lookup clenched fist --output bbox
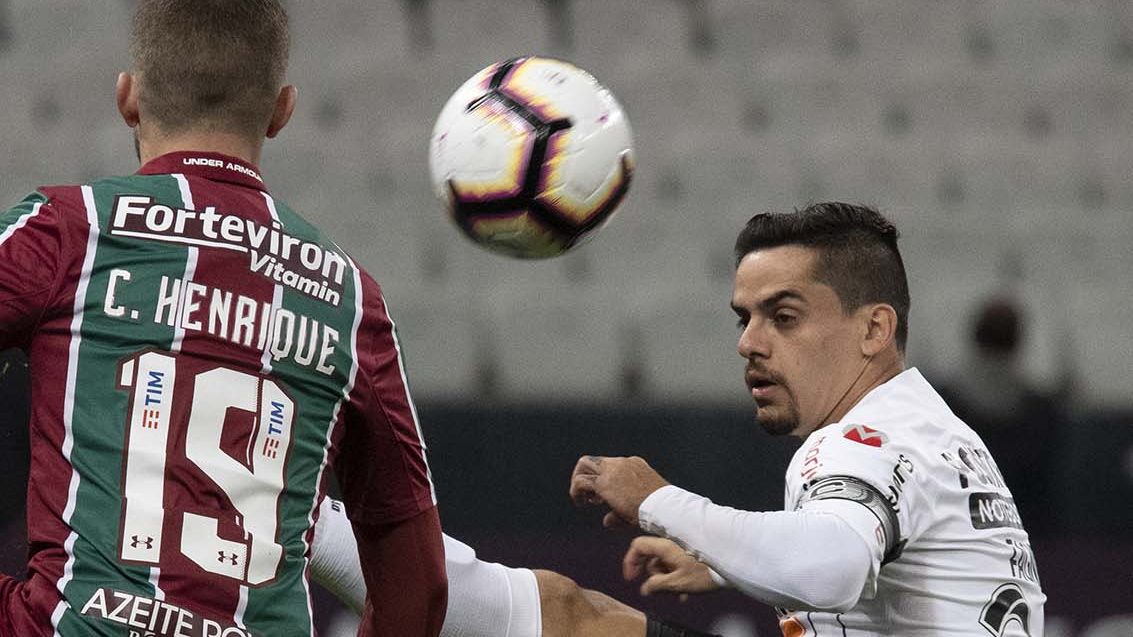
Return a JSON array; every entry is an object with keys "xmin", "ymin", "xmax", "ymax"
[{"xmin": 569, "ymin": 455, "xmax": 670, "ymax": 527}]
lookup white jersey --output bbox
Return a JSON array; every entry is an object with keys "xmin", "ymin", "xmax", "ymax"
[{"xmin": 780, "ymin": 368, "xmax": 1045, "ymax": 636}]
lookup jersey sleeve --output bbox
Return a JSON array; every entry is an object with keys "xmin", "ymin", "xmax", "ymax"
[
  {"xmin": 787, "ymin": 423, "xmax": 922, "ymax": 573},
  {"xmin": 333, "ymin": 271, "xmax": 436, "ymax": 525},
  {"xmin": 0, "ymin": 192, "xmax": 67, "ymax": 350}
]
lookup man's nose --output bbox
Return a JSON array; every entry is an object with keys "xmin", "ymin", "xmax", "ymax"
[{"xmin": 737, "ymin": 322, "xmax": 770, "ymax": 360}]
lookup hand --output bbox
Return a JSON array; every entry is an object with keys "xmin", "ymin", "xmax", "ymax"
[
  {"xmin": 569, "ymin": 455, "xmax": 669, "ymax": 527},
  {"xmin": 622, "ymin": 536, "xmax": 721, "ymax": 598}
]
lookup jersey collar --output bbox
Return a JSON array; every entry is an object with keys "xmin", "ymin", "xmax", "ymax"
[{"xmin": 138, "ymin": 151, "xmax": 269, "ymax": 192}]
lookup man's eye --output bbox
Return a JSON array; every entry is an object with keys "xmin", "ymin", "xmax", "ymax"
[
  {"xmin": 773, "ymin": 312, "xmax": 797, "ymax": 326},
  {"xmin": 736, "ymin": 318, "xmax": 748, "ymax": 330}
]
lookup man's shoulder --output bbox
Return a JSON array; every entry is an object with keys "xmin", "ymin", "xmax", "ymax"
[
  {"xmin": 788, "ymin": 371, "xmax": 961, "ymax": 489},
  {"xmin": 27, "ymin": 175, "xmax": 170, "ymax": 211},
  {"xmin": 840, "ymin": 368, "xmax": 974, "ymax": 442}
]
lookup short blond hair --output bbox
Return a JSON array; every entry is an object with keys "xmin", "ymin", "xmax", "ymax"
[{"xmin": 131, "ymin": 0, "xmax": 290, "ymax": 138}]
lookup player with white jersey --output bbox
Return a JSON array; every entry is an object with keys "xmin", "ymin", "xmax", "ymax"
[
  {"xmin": 570, "ymin": 203, "xmax": 1045, "ymax": 636},
  {"xmin": 776, "ymin": 368, "xmax": 1043, "ymax": 634}
]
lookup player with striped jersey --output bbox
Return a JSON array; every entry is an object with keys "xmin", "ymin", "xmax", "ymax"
[{"xmin": 0, "ymin": 2, "xmax": 445, "ymax": 635}]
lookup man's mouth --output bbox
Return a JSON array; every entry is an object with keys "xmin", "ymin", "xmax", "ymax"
[
  {"xmin": 750, "ymin": 381, "xmax": 777, "ymax": 401},
  {"xmin": 746, "ymin": 372, "xmax": 780, "ymax": 402}
]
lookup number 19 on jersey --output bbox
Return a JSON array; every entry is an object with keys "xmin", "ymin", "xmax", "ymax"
[{"xmin": 116, "ymin": 350, "xmax": 296, "ymax": 586}]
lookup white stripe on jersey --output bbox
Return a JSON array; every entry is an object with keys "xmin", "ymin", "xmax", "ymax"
[
  {"xmin": 0, "ymin": 201, "xmax": 43, "ymax": 247},
  {"xmin": 147, "ymin": 175, "xmax": 199, "ymax": 601},
  {"xmin": 253, "ymin": 192, "xmax": 293, "ymax": 632},
  {"xmin": 175, "ymin": 173, "xmax": 196, "ymax": 211},
  {"xmin": 234, "ymin": 587, "xmax": 249, "ymax": 630},
  {"xmin": 380, "ymin": 294, "xmax": 437, "ymax": 504},
  {"xmin": 299, "ymin": 252, "xmax": 368, "ymax": 637},
  {"xmin": 169, "ymin": 175, "xmax": 198, "ymax": 356},
  {"xmin": 258, "ymin": 193, "xmax": 285, "ymax": 375},
  {"xmin": 51, "ymin": 186, "xmax": 102, "ymax": 636}
]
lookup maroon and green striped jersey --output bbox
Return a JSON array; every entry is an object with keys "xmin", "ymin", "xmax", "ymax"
[{"xmin": 0, "ymin": 151, "xmax": 436, "ymax": 637}]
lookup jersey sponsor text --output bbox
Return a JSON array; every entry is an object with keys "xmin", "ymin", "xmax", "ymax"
[
  {"xmin": 80, "ymin": 587, "xmax": 258, "ymax": 637},
  {"xmin": 110, "ymin": 195, "xmax": 345, "ymax": 306}
]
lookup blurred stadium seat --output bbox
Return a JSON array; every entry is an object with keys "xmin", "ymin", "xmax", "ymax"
[
  {"xmin": 631, "ymin": 288, "xmax": 750, "ymax": 403},
  {"xmin": 383, "ymin": 294, "xmax": 490, "ymax": 402},
  {"xmin": 0, "ymin": 0, "xmax": 1126, "ymax": 411}
]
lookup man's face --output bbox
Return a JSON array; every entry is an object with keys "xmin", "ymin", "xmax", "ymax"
[{"xmin": 731, "ymin": 245, "xmax": 866, "ymax": 437}]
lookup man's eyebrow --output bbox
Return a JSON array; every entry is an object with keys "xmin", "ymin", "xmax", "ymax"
[
  {"xmin": 757, "ymin": 290, "xmax": 806, "ymax": 313},
  {"xmin": 731, "ymin": 290, "xmax": 807, "ymax": 316}
]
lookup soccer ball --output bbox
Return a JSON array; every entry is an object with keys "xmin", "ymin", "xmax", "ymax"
[{"xmin": 428, "ymin": 57, "xmax": 635, "ymax": 259}]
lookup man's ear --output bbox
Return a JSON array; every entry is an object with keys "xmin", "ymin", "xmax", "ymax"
[
  {"xmin": 266, "ymin": 85, "xmax": 297, "ymax": 139},
  {"xmin": 116, "ymin": 72, "xmax": 140, "ymax": 128},
  {"xmin": 861, "ymin": 303, "xmax": 898, "ymax": 357}
]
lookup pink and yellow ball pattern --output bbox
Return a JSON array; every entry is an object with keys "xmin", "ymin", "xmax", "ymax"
[{"xmin": 429, "ymin": 57, "xmax": 635, "ymax": 259}]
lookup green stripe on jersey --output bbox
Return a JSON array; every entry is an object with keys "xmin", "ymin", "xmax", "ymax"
[
  {"xmin": 239, "ymin": 198, "xmax": 360, "ymax": 634},
  {"xmin": 60, "ymin": 175, "xmax": 188, "ymax": 636},
  {"xmin": 0, "ymin": 191, "xmax": 48, "ymax": 234}
]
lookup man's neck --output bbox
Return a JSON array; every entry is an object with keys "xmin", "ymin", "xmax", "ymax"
[
  {"xmin": 139, "ymin": 130, "xmax": 264, "ymax": 167},
  {"xmin": 825, "ymin": 355, "xmax": 905, "ymax": 427},
  {"xmin": 797, "ymin": 354, "xmax": 906, "ymax": 438}
]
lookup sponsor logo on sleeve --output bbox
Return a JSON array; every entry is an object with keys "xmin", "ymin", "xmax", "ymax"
[
  {"xmin": 969, "ymin": 492, "xmax": 1025, "ymax": 530},
  {"xmin": 799, "ymin": 434, "xmax": 827, "ymax": 482},
  {"xmin": 842, "ymin": 423, "xmax": 888, "ymax": 447}
]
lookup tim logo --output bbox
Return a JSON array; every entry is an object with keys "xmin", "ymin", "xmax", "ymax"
[
  {"xmin": 843, "ymin": 424, "xmax": 888, "ymax": 447},
  {"xmin": 980, "ymin": 583, "xmax": 1032, "ymax": 636},
  {"xmin": 262, "ymin": 437, "xmax": 281, "ymax": 459}
]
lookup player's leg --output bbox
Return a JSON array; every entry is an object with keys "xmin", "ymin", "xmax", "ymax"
[
  {"xmin": 533, "ymin": 569, "xmax": 645, "ymax": 637},
  {"xmin": 311, "ymin": 498, "xmax": 717, "ymax": 637},
  {"xmin": 441, "ymin": 534, "xmax": 541, "ymax": 636},
  {"xmin": 535, "ymin": 570, "xmax": 720, "ymax": 637}
]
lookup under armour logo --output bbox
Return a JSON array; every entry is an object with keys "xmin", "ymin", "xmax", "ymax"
[
  {"xmin": 218, "ymin": 551, "xmax": 239, "ymax": 566},
  {"xmin": 980, "ymin": 583, "xmax": 1031, "ymax": 636},
  {"xmin": 130, "ymin": 535, "xmax": 154, "ymax": 550}
]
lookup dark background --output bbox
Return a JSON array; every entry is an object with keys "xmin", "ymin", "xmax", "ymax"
[{"xmin": 3, "ymin": 348, "xmax": 1132, "ymax": 635}]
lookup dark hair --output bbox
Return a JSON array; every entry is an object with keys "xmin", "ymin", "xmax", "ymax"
[
  {"xmin": 734, "ymin": 202, "xmax": 911, "ymax": 351},
  {"xmin": 131, "ymin": 0, "xmax": 290, "ymax": 138}
]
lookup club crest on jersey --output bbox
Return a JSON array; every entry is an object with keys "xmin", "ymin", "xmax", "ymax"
[{"xmin": 843, "ymin": 424, "xmax": 888, "ymax": 447}]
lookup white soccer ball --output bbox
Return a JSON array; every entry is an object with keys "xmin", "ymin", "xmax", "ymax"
[{"xmin": 428, "ymin": 57, "xmax": 635, "ymax": 259}]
